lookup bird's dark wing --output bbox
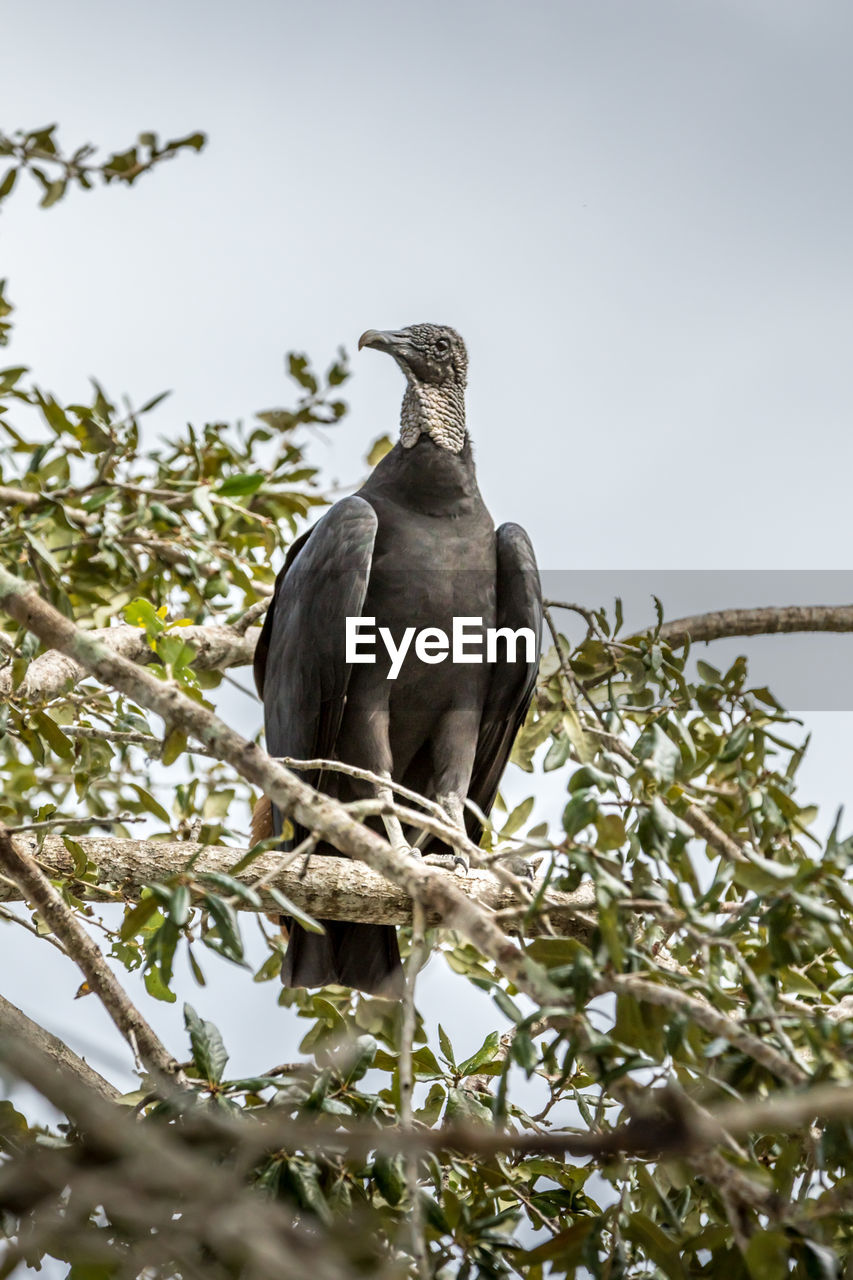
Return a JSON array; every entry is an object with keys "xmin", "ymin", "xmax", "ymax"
[
  {"xmin": 257, "ymin": 496, "xmax": 377, "ymax": 841},
  {"xmin": 467, "ymin": 523, "xmax": 542, "ymax": 839},
  {"xmin": 253, "ymin": 526, "xmax": 312, "ymax": 699}
]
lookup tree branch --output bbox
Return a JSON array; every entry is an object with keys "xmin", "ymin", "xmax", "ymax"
[
  {"xmin": 0, "ymin": 824, "xmax": 182, "ymax": 1082},
  {"xmin": 0, "ymin": 831, "xmax": 597, "ymax": 939},
  {"xmin": 0, "ymin": 991, "xmax": 119, "ymax": 1103},
  {"xmin": 545, "ymin": 598, "xmax": 853, "ymax": 649},
  {"xmin": 0, "ymin": 621, "xmax": 259, "ymax": 701},
  {"xmin": 601, "ymin": 974, "xmax": 806, "ymax": 1088},
  {"xmin": 649, "ymin": 603, "xmax": 853, "ymax": 649},
  {"xmin": 0, "ymin": 1034, "xmax": 356, "ymax": 1280}
]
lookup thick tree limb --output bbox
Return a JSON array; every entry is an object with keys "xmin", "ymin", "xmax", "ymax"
[
  {"xmin": 651, "ymin": 603, "xmax": 853, "ymax": 649},
  {"xmin": 0, "ymin": 991, "xmax": 119, "ymax": 1102},
  {"xmin": 546, "ymin": 598, "xmax": 853, "ymax": 649},
  {"xmin": 0, "ymin": 832, "xmax": 597, "ymax": 940},
  {"xmin": 0, "ymin": 621, "xmax": 260, "ymax": 701},
  {"xmin": 0, "ymin": 824, "xmax": 182, "ymax": 1082},
  {"xmin": 142, "ymin": 1075, "xmax": 853, "ymax": 1168}
]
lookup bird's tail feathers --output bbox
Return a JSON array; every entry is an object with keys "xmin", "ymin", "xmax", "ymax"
[{"xmin": 281, "ymin": 919, "xmax": 403, "ymax": 999}]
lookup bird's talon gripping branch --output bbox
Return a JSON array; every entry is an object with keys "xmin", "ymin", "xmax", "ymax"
[{"xmin": 423, "ymin": 851, "xmax": 469, "ymax": 875}]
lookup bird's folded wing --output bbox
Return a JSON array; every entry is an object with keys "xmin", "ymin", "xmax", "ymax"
[
  {"xmin": 254, "ymin": 495, "xmax": 378, "ymax": 843},
  {"xmin": 467, "ymin": 522, "xmax": 543, "ymax": 839}
]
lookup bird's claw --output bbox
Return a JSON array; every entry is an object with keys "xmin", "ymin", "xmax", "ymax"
[
  {"xmin": 508, "ymin": 857, "xmax": 536, "ymax": 883},
  {"xmin": 422, "ymin": 851, "xmax": 469, "ymax": 876}
]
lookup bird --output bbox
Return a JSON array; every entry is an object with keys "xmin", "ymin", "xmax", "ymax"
[{"xmin": 251, "ymin": 323, "xmax": 542, "ymax": 997}]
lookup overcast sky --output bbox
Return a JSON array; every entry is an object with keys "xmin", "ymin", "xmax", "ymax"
[{"xmin": 3, "ymin": 0, "xmax": 853, "ymax": 1109}]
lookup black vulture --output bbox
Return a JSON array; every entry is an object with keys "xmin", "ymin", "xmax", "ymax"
[{"xmin": 252, "ymin": 323, "xmax": 542, "ymax": 997}]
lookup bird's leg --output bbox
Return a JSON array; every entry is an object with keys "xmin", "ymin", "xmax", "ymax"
[
  {"xmin": 377, "ymin": 773, "xmax": 418, "ymax": 858},
  {"xmin": 423, "ymin": 791, "xmax": 470, "ymax": 875}
]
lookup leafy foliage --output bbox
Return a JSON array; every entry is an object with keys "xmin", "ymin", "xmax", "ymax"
[
  {"xmin": 0, "ymin": 124, "xmax": 206, "ymax": 213},
  {"xmin": 2, "ymin": 120, "xmax": 853, "ymax": 1279}
]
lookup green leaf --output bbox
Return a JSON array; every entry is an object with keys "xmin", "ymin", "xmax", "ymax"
[
  {"xmin": 411, "ymin": 1045, "xmax": 443, "ymax": 1077},
  {"xmin": 438, "ymin": 1023, "xmax": 456, "ymax": 1067},
  {"xmin": 282, "ymin": 1158, "xmax": 331, "ymax": 1224},
  {"xmin": 138, "ymin": 389, "xmax": 171, "ymax": 414},
  {"xmin": 0, "ymin": 168, "xmax": 18, "ymax": 201},
  {"xmin": 120, "ymin": 894, "xmax": 161, "ymax": 940},
  {"xmin": 366, "ymin": 434, "xmax": 393, "ymax": 466},
  {"xmin": 197, "ymin": 871, "xmax": 261, "ymax": 909},
  {"xmin": 264, "ymin": 885, "xmax": 324, "ymax": 934},
  {"xmin": 596, "ymin": 812, "xmax": 626, "ymax": 851},
  {"xmin": 562, "ymin": 788, "xmax": 598, "ymax": 839},
  {"xmin": 123, "ymin": 598, "xmax": 164, "ymax": 637},
  {"xmin": 40, "ymin": 178, "xmax": 67, "ymax": 208},
  {"xmin": 542, "ymin": 733, "xmax": 572, "ymax": 772},
  {"xmin": 33, "ymin": 712, "xmax": 73, "ymax": 760},
  {"xmin": 521, "ymin": 1219, "xmax": 594, "ymax": 1265},
  {"xmin": 192, "ymin": 485, "xmax": 216, "ymax": 524},
  {"xmin": 62, "ymin": 836, "xmax": 88, "ymax": 879},
  {"xmin": 287, "ymin": 353, "xmax": 318, "ymax": 394},
  {"xmin": 144, "ymin": 966, "xmax": 176, "ymax": 1003},
  {"xmin": 719, "ymin": 719, "xmax": 751, "ymax": 762},
  {"xmin": 445, "ymin": 1086, "xmax": 493, "ymax": 1125},
  {"xmin": 128, "ymin": 784, "xmax": 170, "ymax": 824},
  {"xmin": 183, "ymin": 1003, "xmax": 229, "ymax": 1084},
  {"xmin": 634, "ymin": 722, "xmax": 681, "ymax": 783},
  {"xmin": 493, "ymin": 989, "xmax": 523, "ymax": 1023},
  {"xmin": 216, "ymin": 472, "xmax": 265, "ymax": 497},
  {"xmin": 160, "ymin": 727, "xmax": 187, "ymax": 766},
  {"xmin": 372, "ymin": 1153, "xmax": 406, "ymax": 1205},
  {"xmin": 458, "ymin": 1030, "xmax": 500, "ymax": 1077},
  {"xmin": 624, "ymin": 1213, "xmax": 687, "ymax": 1280},
  {"xmin": 169, "ymin": 884, "xmax": 191, "ymax": 928},
  {"xmin": 202, "ymin": 893, "xmax": 245, "ymax": 963},
  {"xmin": 414, "ymin": 1081, "xmax": 446, "ymax": 1125},
  {"xmin": 500, "ymin": 796, "xmax": 534, "ymax": 838},
  {"xmin": 164, "ymin": 131, "xmax": 206, "ymax": 153},
  {"xmin": 744, "ymin": 1230, "xmax": 790, "ymax": 1280}
]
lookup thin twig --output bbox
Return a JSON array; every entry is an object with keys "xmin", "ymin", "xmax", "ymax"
[{"xmin": 400, "ymin": 900, "xmax": 430, "ymax": 1280}]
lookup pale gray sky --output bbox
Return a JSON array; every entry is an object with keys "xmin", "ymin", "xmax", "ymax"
[{"xmin": 2, "ymin": 0, "xmax": 852, "ymax": 1106}]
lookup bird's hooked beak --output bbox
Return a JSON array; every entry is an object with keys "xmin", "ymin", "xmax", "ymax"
[{"xmin": 358, "ymin": 329, "xmax": 411, "ymax": 359}]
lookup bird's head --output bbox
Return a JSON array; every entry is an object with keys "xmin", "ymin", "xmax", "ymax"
[{"xmin": 358, "ymin": 323, "xmax": 468, "ymax": 451}]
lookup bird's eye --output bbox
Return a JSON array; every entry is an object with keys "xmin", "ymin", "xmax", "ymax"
[{"xmin": 434, "ymin": 338, "xmax": 450, "ymax": 358}]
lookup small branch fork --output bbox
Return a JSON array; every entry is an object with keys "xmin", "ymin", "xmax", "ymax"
[{"xmin": 0, "ymin": 824, "xmax": 182, "ymax": 1083}]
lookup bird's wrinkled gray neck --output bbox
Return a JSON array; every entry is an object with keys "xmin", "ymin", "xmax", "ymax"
[{"xmin": 400, "ymin": 383, "xmax": 467, "ymax": 453}]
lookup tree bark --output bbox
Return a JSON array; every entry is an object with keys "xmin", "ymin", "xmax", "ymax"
[
  {"xmin": 0, "ymin": 832, "xmax": 597, "ymax": 940},
  {"xmin": 0, "ymin": 825, "xmax": 182, "ymax": 1082},
  {"xmin": 0, "ymin": 622, "xmax": 259, "ymax": 701},
  {"xmin": 0, "ymin": 992, "xmax": 119, "ymax": 1102},
  {"xmin": 648, "ymin": 603, "xmax": 853, "ymax": 649}
]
